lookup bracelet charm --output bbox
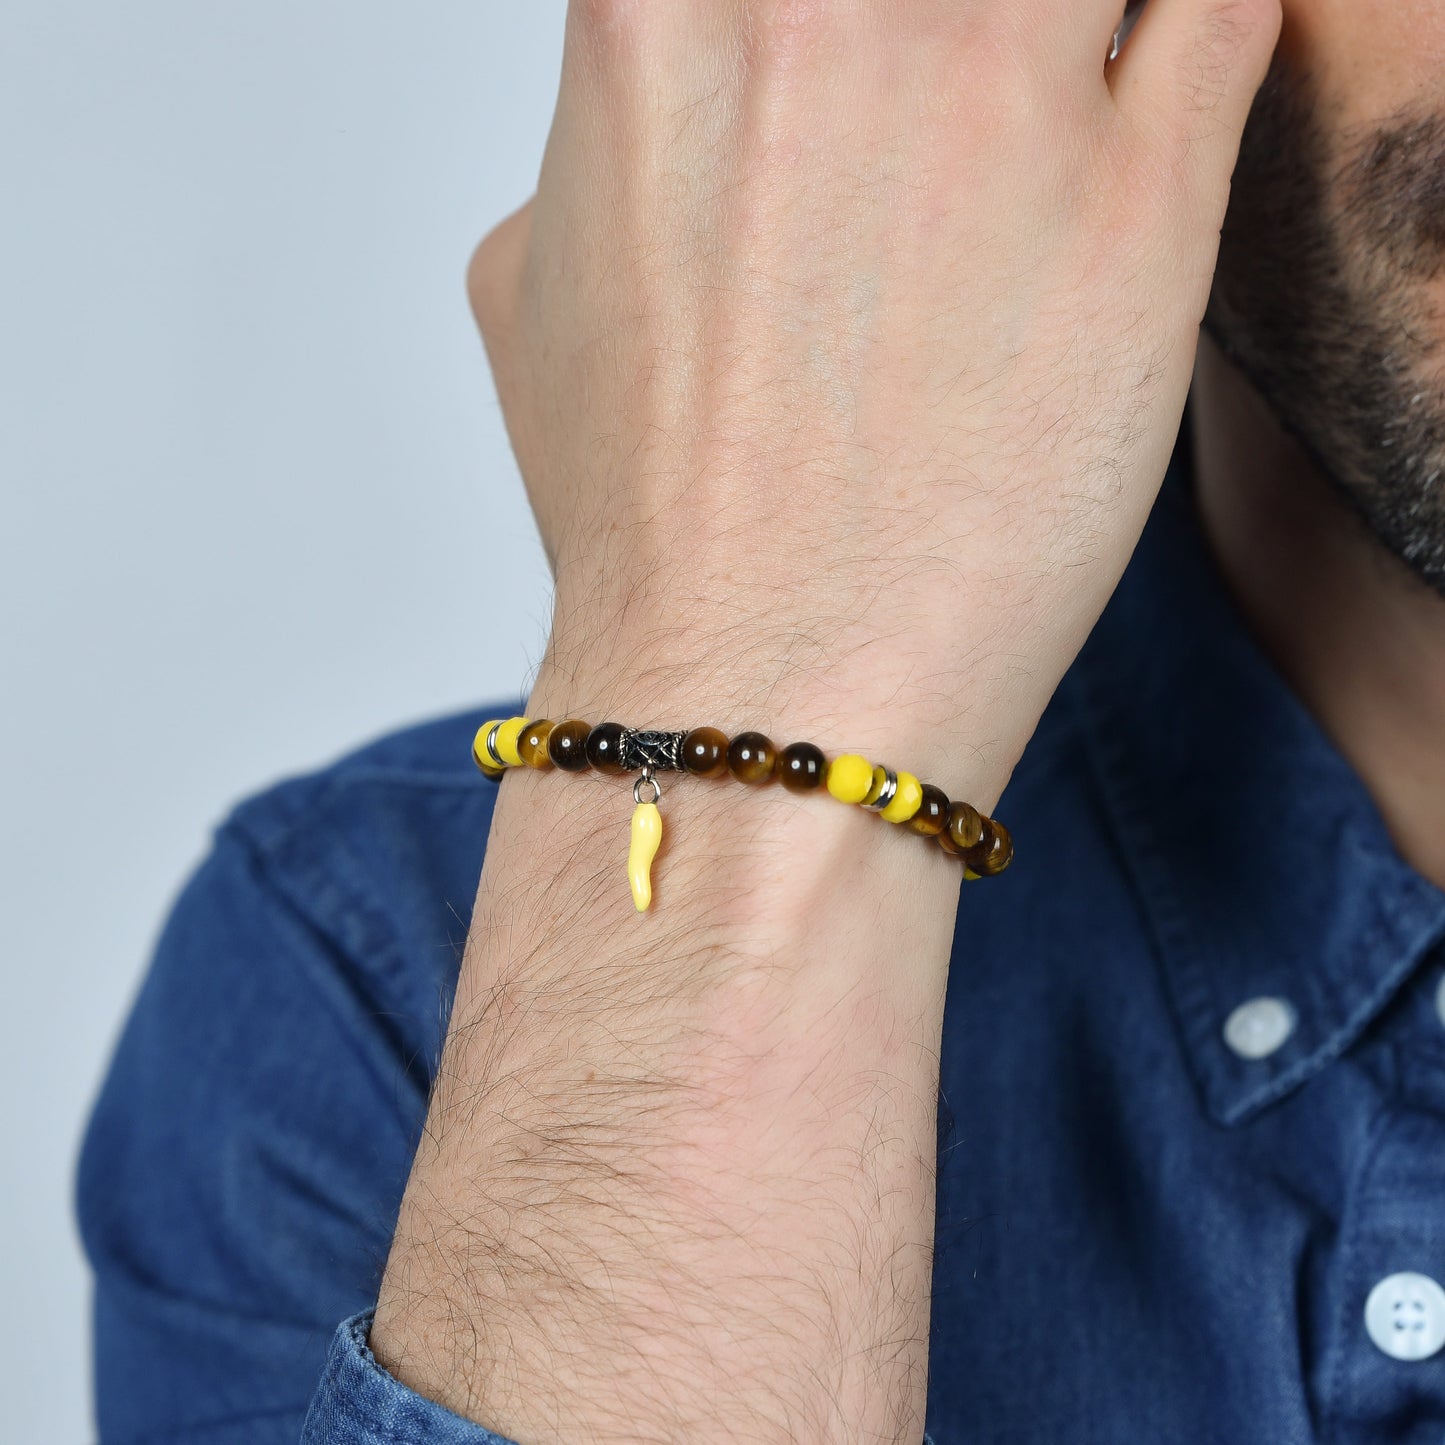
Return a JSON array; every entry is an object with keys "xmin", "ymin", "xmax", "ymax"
[
  {"xmin": 628, "ymin": 765, "xmax": 664, "ymax": 912},
  {"xmin": 619, "ymin": 728, "xmax": 688, "ymax": 773}
]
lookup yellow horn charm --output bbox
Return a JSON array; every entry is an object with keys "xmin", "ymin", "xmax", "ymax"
[
  {"xmin": 628, "ymin": 800, "xmax": 662, "ymax": 911},
  {"xmin": 627, "ymin": 764, "xmax": 664, "ymax": 912}
]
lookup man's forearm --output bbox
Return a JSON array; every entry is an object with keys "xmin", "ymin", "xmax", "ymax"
[
  {"xmin": 368, "ymin": 0, "xmax": 1288, "ymax": 1427},
  {"xmin": 369, "ymin": 662, "xmax": 988, "ymax": 1444}
]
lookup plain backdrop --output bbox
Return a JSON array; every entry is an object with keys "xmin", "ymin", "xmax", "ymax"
[{"xmin": 1, "ymin": 5, "xmax": 566, "ymax": 1436}]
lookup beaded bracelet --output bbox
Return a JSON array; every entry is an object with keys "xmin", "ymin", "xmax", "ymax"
[{"xmin": 473, "ymin": 716, "xmax": 1013, "ymax": 912}]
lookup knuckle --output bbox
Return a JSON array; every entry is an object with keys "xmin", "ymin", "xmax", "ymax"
[
  {"xmin": 466, "ymin": 213, "xmax": 525, "ymax": 337},
  {"xmin": 942, "ymin": 22, "xmax": 1073, "ymax": 141},
  {"xmin": 570, "ymin": 0, "xmax": 652, "ymax": 39},
  {"xmin": 756, "ymin": 0, "xmax": 835, "ymax": 39},
  {"xmin": 566, "ymin": 0, "xmax": 659, "ymax": 77},
  {"xmin": 742, "ymin": 0, "xmax": 853, "ymax": 73}
]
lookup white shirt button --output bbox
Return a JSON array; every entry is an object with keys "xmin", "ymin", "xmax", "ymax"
[
  {"xmin": 1435, "ymin": 972, "xmax": 1445, "ymax": 1030},
  {"xmin": 1365, "ymin": 1273, "xmax": 1445, "ymax": 1361},
  {"xmin": 1222, "ymin": 996, "xmax": 1296, "ymax": 1060}
]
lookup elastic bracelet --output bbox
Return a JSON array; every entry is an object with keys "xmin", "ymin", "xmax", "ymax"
[{"xmin": 472, "ymin": 716, "xmax": 1013, "ymax": 913}]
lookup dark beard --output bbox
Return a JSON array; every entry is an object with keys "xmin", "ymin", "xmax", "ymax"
[{"xmin": 1202, "ymin": 52, "xmax": 1445, "ymax": 598}]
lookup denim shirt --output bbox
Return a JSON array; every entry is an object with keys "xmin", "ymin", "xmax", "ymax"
[{"xmin": 77, "ymin": 415, "xmax": 1445, "ymax": 1443}]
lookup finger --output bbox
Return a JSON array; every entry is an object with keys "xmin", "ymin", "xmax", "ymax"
[{"xmin": 1107, "ymin": 0, "xmax": 1282, "ymax": 193}]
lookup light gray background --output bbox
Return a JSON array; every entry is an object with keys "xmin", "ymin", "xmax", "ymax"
[{"xmin": 1, "ymin": 5, "xmax": 565, "ymax": 1435}]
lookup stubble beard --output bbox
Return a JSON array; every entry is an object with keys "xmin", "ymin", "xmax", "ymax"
[{"xmin": 1203, "ymin": 52, "xmax": 1445, "ymax": 599}]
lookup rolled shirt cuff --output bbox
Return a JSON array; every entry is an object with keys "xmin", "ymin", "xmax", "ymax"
[{"xmin": 301, "ymin": 1309, "xmax": 522, "ymax": 1445}]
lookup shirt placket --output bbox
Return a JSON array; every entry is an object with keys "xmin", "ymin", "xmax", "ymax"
[{"xmin": 1317, "ymin": 1054, "xmax": 1445, "ymax": 1442}]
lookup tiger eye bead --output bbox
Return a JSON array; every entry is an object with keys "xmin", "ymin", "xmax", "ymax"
[
  {"xmin": 778, "ymin": 741, "xmax": 826, "ymax": 792},
  {"xmin": 517, "ymin": 719, "xmax": 556, "ymax": 769},
  {"xmin": 938, "ymin": 800, "xmax": 985, "ymax": 857},
  {"xmin": 473, "ymin": 754, "xmax": 505, "ymax": 782},
  {"xmin": 906, "ymin": 784, "xmax": 951, "ymax": 837},
  {"xmin": 681, "ymin": 726, "xmax": 729, "ymax": 777},
  {"xmin": 547, "ymin": 718, "xmax": 593, "ymax": 771},
  {"xmin": 727, "ymin": 731, "xmax": 777, "ymax": 784},
  {"xmin": 964, "ymin": 818, "xmax": 1014, "ymax": 876},
  {"xmin": 584, "ymin": 721, "xmax": 628, "ymax": 773}
]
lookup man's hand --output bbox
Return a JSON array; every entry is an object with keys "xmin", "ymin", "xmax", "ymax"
[
  {"xmin": 466, "ymin": 0, "xmax": 1279, "ymax": 787},
  {"xmin": 370, "ymin": 2, "xmax": 1280, "ymax": 1440}
]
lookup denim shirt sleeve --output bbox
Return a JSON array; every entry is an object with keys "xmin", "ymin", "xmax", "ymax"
[
  {"xmin": 303, "ymin": 1310, "xmax": 519, "ymax": 1444},
  {"xmin": 74, "ymin": 791, "xmax": 517, "ymax": 1443}
]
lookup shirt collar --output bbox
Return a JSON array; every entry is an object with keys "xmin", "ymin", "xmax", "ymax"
[{"xmin": 1071, "ymin": 401, "xmax": 1445, "ymax": 1127}]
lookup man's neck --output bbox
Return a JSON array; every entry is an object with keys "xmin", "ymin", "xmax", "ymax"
[{"xmin": 1189, "ymin": 329, "xmax": 1445, "ymax": 891}]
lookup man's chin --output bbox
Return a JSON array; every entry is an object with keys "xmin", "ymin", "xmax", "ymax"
[{"xmin": 1202, "ymin": 62, "xmax": 1445, "ymax": 602}]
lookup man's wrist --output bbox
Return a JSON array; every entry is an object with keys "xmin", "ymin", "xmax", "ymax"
[
  {"xmin": 523, "ymin": 640, "xmax": 1017, "ymax": 815},
  {"xmin": 370, "ymin": 658, "xmax": 972, "ymax": 1443}
]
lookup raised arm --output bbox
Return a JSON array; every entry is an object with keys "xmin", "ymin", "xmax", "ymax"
[{"xmin": 367, "ymin": 1, "xmax": 1281, "ymax": 1439}]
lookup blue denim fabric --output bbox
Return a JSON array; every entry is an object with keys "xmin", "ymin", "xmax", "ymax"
[
  {"xmin": 303, "ymin": 1312, "xmax": 517, "ymax": 1444},
  {"xmin": 77, "ymin": 411, "xmax": 1445, "ymax": 1442}
]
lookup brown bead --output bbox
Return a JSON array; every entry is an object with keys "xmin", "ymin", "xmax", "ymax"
[
  {"xmin": 778, "ymin": 741, "xmax": 826, "ymax": 792},
  {"xmin": 584, "ymin": 721, "xmax": 628, "ymax": 773},
  {"xmin": 964, "ymin": 818, "xmax": 1014, "ymax": 876},
  {"xmin": 938, "ymin": 800, "xmax": 985, "ymax": 857},
  {"xmin": 727, "ymin": 731, "xmax": 777, "ymax": 784},
  {"xmin": 517, "ymin": 719, "xmax": 556, "ymax": 769},
  {"xmin": 906, "ymin": 783, "xmax": 951, "ymax": 837},
  {"xmin": 547, "ymin": 718, "xmax": 593, "ymax": 771},
  {"xmin": 681, "ymin": 726, "xmax": 729, "ymax": 777}
]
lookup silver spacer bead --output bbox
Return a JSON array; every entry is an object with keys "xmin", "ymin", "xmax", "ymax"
[
  {"xmin": 860, "ymin": 766, "xmax": 897, "ymax": 813},
  {"xmin": 484, "ymin": 720, "xmax": 506, "ymax": 768}
]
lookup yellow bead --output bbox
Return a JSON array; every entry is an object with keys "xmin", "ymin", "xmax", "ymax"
[
  {"xmin": 826, "ymin": 754, "xmax": 874, "ymax": 804},
  {"xmin": 495, "ymin": 716, "xmax": 529, "ymax": 767},
  {"xmin": 473, "ymin": 722, "xmax": 506, "ymax": 773},
  {"xmin": 880, "ymin": 771, "xmax": 923, "ymax": 824},
  {"xmin": 964, "ymin": 869, "xmax": 981, "ymax": 881}
]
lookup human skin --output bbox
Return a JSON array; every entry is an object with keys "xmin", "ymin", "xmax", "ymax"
[
  {"xmin": 1190, "ymin": 0, "xmax": 1445, "ymax": 888},
  {"xmin": 367, "ymin": 2, "xmax": 1281, "ymax": 1440}
]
